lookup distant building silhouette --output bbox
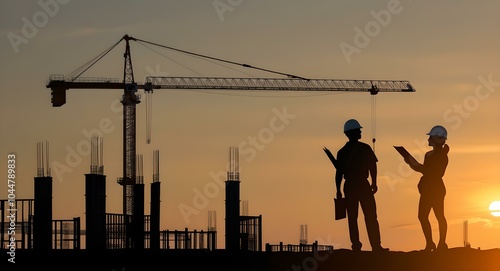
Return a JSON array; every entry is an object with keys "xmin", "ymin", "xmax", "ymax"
[
  {"xmin": 463, "ymin": 220, "xmax": 471, "ymax": 248},
  {"xmin": 0, "ymin": 144, "xmax": 336, "ymax": 255}
]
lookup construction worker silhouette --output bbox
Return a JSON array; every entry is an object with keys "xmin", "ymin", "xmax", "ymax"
[
  {"xmin": 405, "ymin": 125, "xmax": 449, "ymax": 251},
  {"xmin": 334, "ymin": 119, "xmax": 388, "ymax": 252}
]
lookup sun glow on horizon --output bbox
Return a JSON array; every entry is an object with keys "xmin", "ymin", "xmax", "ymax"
[{"xmin": 489, "ymin": 201, "xmax": 500, "ymax": 217}]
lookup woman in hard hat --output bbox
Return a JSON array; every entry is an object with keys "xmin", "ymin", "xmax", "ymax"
[{"xmin": 405, "ymin": 125, "xmax": 449, "ymax": 251}]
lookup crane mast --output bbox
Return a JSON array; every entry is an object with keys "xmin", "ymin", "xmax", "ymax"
[
  {"xmin": 45, "ymin": 34, "xmax": 415, "ymax": 249},
  {"xmin": 119, "ymin": 35, "xmax": 140, "ymax": 219},
  {"xmin": 47, "ymin": 35, "xmax": 144, "ymax": 249}
]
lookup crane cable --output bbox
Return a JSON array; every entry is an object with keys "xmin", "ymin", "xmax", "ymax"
[
  {"xmin": 146, "ymin": 90, "xmax": 152, "ymax": 144},
  {"xmin": 134, "ymin": 36, "xmax": 310, "ymax": 145},
  {"xmin": 135, "ymin": 40, "xmax": 340, "ymax": 98},
  {"xmin": 66, "ymin": 37, "xmax": 124, "ymax": 81},
  {"xmin": 133, "ymin": 38, "xmax": 309, "ymax": 80},
  {"xmin": 136, "ymin": 41, "xmax": 261, "ymax": 78},
  {"xmin": 371, "ymin": 94, "xmax": 377, "ymax": 153},
  {"xmin": 133, "ymin": 36, "xmax": 380, "ymax": 147}
]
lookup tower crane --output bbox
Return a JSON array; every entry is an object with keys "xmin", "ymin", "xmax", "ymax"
[{"xmin": 46, "ymin": 34, "xmax": 415, "ymax": 248}]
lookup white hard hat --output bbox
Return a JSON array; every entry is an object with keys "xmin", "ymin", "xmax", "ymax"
[
  {"xmin": 427, "ymin": 125, "xmax": 447, "ymax": 139},
  {"xmin": 344, "ymin": 119, "xmax": 362, "ymax": 132}
]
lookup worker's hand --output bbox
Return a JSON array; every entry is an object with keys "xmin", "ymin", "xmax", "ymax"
[
  {"xmin": 404, "ymin": 157, "xmax": 419, "ymax": 168},
  {"xmin": 336, "ymin": 191, "xmax": 343, "ymax": 199},
  {"xmin": 371, "ymin": 184, "xmax": 378, "ymax": 194}
]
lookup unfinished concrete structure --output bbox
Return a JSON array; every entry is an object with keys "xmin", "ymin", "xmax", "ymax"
[
  {"xmin": 85, "ymin": 137, "xmax": 106, "ymax": 251},
  {"xmin": 225, "ymin": 146, "xmax": 263, "ymax": 251},
  {"xmin": 1, "ymin": 144, "xmax": 332, "ymax": 255},
  {"xmin": 33, "ymin": 141, "xmax": 53, "ymax": 251}
]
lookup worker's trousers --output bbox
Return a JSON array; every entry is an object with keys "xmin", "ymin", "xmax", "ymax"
[{"xmin": 344, "ymin": 179, "xmax": 382, "ymax": 250}]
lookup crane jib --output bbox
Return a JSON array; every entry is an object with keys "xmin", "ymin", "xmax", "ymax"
[
  {"xmin": 144, "ymin": 77, "xmax": 415, "ymax": 93},
  {"xmin": 47, "ymin": 76, "xmax": 414, "ymax": 107}
]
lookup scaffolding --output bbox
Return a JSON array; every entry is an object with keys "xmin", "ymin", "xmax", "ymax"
[
  {"xmin": 106, "ymin": 213, "xmax": 132, "ymax": 249},
  {"xmin": 1, "ymin": 199, "xmax": 81, "ymax": 250},
  {"xmin": 160, "ymin": 228, "xmax": 217, "ymax": 250},
  {"xmin": 0, "ymin": 199, "xmax": 34, "ymax": 249},
  {"xmin": 240, "ymin": 215, "xmax": 262, "ymax": 251},
  {"xmin": 53, "ymin": 218, "xmax": 81, "ymax": 249}
]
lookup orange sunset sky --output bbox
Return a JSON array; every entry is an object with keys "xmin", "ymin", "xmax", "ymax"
[{"xmin": 1, "ymin": 0, "xmax": 499, "ymax": 251}]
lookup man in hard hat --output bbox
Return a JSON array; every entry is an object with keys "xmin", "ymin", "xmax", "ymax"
[
  {"xmin": 404, "ymin": 125, "xmax": 449, "ymax": 251},
  {"xmin": 334, "ymin": 119, "xmax": 389, "ymax": 252}
]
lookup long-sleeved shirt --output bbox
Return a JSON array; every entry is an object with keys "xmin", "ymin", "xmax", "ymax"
[{"xmin": 411, "ymin": 145, "xmax": 449, "ymax": 198}]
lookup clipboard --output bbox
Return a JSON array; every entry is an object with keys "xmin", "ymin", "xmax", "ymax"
[
  {"xmin": 394, "ymin": 146, "xmax": 418, "ymax": 165},
  {"xmin": 323, "ymin": 147, "xmax": 338, "ymax": 169},
  {"xmin": 334, "ymin": 197, "xmax": 347, "ymax": 220}
]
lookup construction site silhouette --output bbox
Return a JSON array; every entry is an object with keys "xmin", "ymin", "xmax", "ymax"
[
  {"xmin": 3, "ymin": 142, "xmax": 499, "ymax": 271},
  {"xmin": 2, "ymin": 35, "xmax": 499, "ymax": 270}
]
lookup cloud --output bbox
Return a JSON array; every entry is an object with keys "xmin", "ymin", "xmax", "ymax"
[
  {"xmin": 392, "ymin": 217, "xmax": 500, "ymax": 230},
  {"xmin": 451, "ymin": 144, "xmax": 500, "ymax": 154},
  {"xmin": 391, "ymin": 223, "xmax": 420, "ymax": 230},
  {"xmin": 450, "ymin": 217, "xmax": 500, "ymax": 228},
  {"xmin": 466, "ymin": 217, "xmax": 498, "ymax": 228}
]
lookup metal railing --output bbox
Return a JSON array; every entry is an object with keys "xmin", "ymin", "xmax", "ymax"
[
  {"xmin": 49, "ymin": 74, "xmax": 120, "ymax": 83},
  {"xmin": 265, "ymin": 241, "xmax": 334, "ymax": 252},
  {"xmin": 160, "ymin": 228, "xmax": 217, "ymax": 251},
  {"xmin": 53, "ymin": 218, "xmax": 81, "ymax": 249}
]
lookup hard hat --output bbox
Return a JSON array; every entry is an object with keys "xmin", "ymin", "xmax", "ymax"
[
  {"xmin": 426, "ymin": 125, "xmax": 447, "ymax": 139},
  {"xmin": 344, "ymin": 119, "xmax": 362, "ymax": 132}
]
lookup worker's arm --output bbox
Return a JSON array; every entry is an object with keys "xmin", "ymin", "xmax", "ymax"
[
  {"xmin": 369, "ymin": 162, "xmax": 378, "ymax": 194},
  {"xmin": 405, "ymin": 156, "xmax": 423, "ymax": 172},
  {"xmin": 335, "ymin": 169, "xmax": 343, "ymax": 199},
  {"xmin": 412, "ymin": 147, "xmax": 448, "ymax": 176}
]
